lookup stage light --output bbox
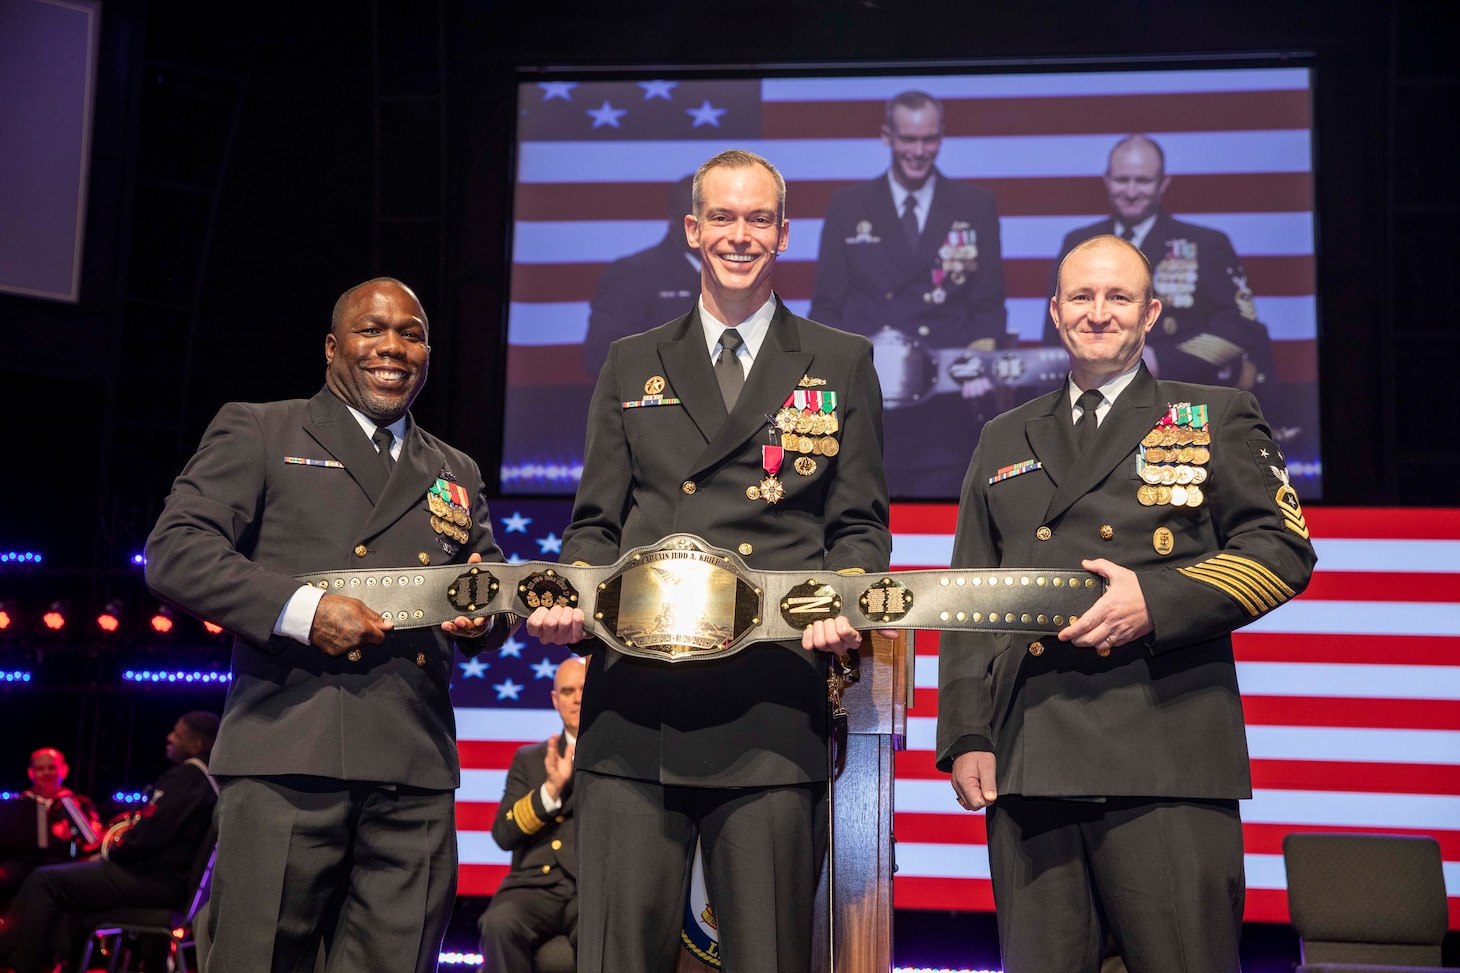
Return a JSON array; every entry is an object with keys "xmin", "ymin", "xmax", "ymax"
[
  {"xmin": 203, "ymin": 620, "xmax": 225, "ymax": 636},
  {"xmin": 122, "ymin": 669, "xmax": 231, "ymax": 685},
  {"xmin": 148, "ymin": 605, "xmax": 175, "ymax": 635},
  {"xmin": 0, "ymin": 551, "xmax": 43, "ymax": 564},
  {"xmin": 1, "ymin": 670, "xmax": 32, "ymax": 682},
  {"xmin": 42, "ymin": 601, "xmax": 68, "ymax": 631},
  {"xmin": 130, "ymin": 552, "xmax": 146, "ymax": 566},
  {"xmin": 96, "ymin": 600, "xmax": 124, "ymax": 634},
  {"xmin": 0, "ymin": 600, "xmax": 15, "ymax": 631}
]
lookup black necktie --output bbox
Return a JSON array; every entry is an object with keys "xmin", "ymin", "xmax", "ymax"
[
  {"xmin": 1074, "ymin": 389, "xmax": 1104, "ymax": 452},
  {"xmin": 901, "ymin": 195, "xmax": 920, "ymax": 249},
  {"xmin": 1119, "ymin": 225, "xmax": 1136, "ymax": 242},
  {"xmin": 372, "ymin": 426, "xmax": 395, "ymax": 474},
  {"xmin": 716, "ymin": 328, "xmax": 745, "ymax": 410}
]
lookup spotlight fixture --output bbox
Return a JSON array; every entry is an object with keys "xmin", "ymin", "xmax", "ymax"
[{"xmin": 0, "ymin": 600, "xmax": 15, "ymax": 632}]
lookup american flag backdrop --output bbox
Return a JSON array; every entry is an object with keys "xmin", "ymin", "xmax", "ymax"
[
  {"xmin": 501, "ymin": 66, "xmax": 1322, "ymax": 498},
  {"xmin": 452, "ymin": 502, "xmax": 1460, "ymax": 928}
]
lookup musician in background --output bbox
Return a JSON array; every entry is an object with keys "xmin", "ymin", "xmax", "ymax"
[
  {"xmin": 0, "ymin": 712, "xmax": 219, "ymax": 973},
  {"xmin": 0, "ymin": 749, "xmax": 103, "ymax": 911},
  {"xmin": 811, "ymin": 89, "xmax": 1008, "ymax": 497}
]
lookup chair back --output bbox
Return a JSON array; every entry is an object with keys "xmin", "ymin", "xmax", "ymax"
[{"xmin": 1283, "ymin": 832, "xmax": 1447, "ymax": 966}]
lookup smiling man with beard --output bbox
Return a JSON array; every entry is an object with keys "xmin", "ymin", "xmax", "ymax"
[{"xmin": 144, "ymin": 277, "xmax": 516, "ymax": 973}]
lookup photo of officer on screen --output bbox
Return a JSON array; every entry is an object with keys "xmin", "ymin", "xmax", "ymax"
[{"xmin": 811, "ymin": 89, "xmax": 1008, "ymax": 498}]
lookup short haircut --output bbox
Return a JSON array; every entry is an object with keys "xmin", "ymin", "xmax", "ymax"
[
  {"xmin": 178, "ymin": 710, "xmax": 221, "ymax": 755},
  {"xmin": 691, "ymin": 149, "xmax": 786, "ymax": 221},
  {"xmin": 1106, "ymin": 134, "xmax": 1167, "ymax": 178},
  {"xmin": 884, "ymin": 90, "xmax": 944, "ymax": 131},
  {"xmin": 329, "ymin": 277, "xmax": 425, "ymax": 335},
  {"xmin": 1055, "ymin": 235, "xmax": 1155, "ymax": 303}
]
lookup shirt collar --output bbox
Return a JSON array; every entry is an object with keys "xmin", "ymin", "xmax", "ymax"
[
  {"xmin": 887, "ymin": 170, "xmax": 937, "ymax": 216},
  {"xmin": 343, "ymin": 405, "xmax": 408, "ymax": 454},
  {"xmin": 1113, "ymin": 212, "xmax": 1159, "ymax": 249},
  {"xmin": 699, "ymin": 293, "xmax": 777, "ymax": 365},
  {"xmin": 1066, "ymin": 360, "xmax": 1143, "ymax": 420}
]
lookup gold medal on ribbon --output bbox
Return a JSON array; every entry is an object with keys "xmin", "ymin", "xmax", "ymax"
[{"xmin": 820, "ymin": 437, "xmax": 840, "ymax": 458}]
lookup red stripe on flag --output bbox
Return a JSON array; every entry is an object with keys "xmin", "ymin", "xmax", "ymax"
[
  {"xmin": 459, "ymin": 863, "xmax": 510, "ymax": 898},
  {"xmin": 1272, "ymin": 339, "xmax": 1317, "ymax": 383},
  {"xmin": 459, "ymin": 740, "xmax": 533, "ymax": 769},
  {"xmin": 894, "ymin": 876, "xmax": 996, "ymax": 912},
  {"xmin": 1000, "ymin": 255, "xmax": 1314, "ymax": 302},
  {"xmin": 1249, "ymin": 758, "xmax": 1460, "ymax": 796},
  {"xmin": 507, "ymin": 346, "xmax": 598, "ymax": 387},
  {"xmin": 889, "ymin": 503, "xmax": 959, "ymax": 534},
  {"xmin": 895, "ymin": 749, "xmax": 946, "ymax": 780},
  {"xmin": 455, "ymin": 801, "xmax": 499, "ymax": 832},
  {"xmin": 1243, "ymin": 694, "xmax": 1460, "ymax": 732},
  {"xmin": 762, "ymin": 90, "xmax": 1314, "ymax": 139},
  {"xmin": 1234, "ymin": 633, "xmax": 1460, "ymax": 666},
  {"xmin": 895, "ymin": 811, "xmax": 987, "ymax": 844},
  {"xmin": 1242, "ymin": 822, "xmax": 1460, "ymax": 860},
  {"xmin": 1300, "ymin": 571, "xmax": 1460, "ymax": 603}
]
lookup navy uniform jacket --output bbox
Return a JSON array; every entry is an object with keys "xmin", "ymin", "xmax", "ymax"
[
  {"xmin": 811, "ymin": 170, "xmax": 1007, "ymax": 348},
  {"xmin": 1043, "ymin": 213, "xmax": 1275, "ymax": 388},
  {"xmin": 107, "ymin": 760, "xmax": 217, "ymax": 886},
  {"xmin": 583, "ymin": 236, "xmax": 700, "ymax": 376},
  {"xmin": 491, "ymin": 740, "xmax": 575, "ymax": 894},
  {"xmin": 145, "ymin": 387, "xmax": 510, "ymax": 790},
  {"xmin": 936, "ymin": 365, "xmax": 1316, "ymax": 799},
  {"xmin": 564, "ymin": 298, "xmax": 892, "ymax": 788}
]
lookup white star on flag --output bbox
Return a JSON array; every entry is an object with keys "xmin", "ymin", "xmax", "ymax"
[
  {"xmin": 539, "ymin": 82, "xmax": 577, "ymax": 101},
  {"xmin": 458, "ymin": 657, "xmax": 489, "ymax": 679},
  {"xmin": 500, "ymin": 511, "xmax": 532, "ymax": 534},
  {"xmin": 531, "ymin": 657, "xmax": 560, "ymax": 680},
  {"xmin": 536, "ymin": 532, "xmax": 563, "ymax": 555},
  {"xmin": 587, "ymin": 101, "xmax": 628, "ymax": 129},
  {"xmin": 685, "ymin": 100, "xmax": 727, "ymax": 128},
  {"xmin": 507, "ymin": 552, "xmax": 525, "ymax": 564},
  {"xmin": 639, "ymin": 80, "xmax": 677, "ymax": 100},
  {"xmin": 493, "ymin": 678, "xmax": 523, "ymax": 701},
  {"xmin": 499, "ymin": 636, "xmax": 525, "ymax": 659}
]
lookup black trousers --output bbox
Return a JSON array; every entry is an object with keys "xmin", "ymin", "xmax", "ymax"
[
  {"xmin": 478, "ymin": 881, "xmax": 577, "ymax": 972},
  {"xmin": 206, "ymin": 775, "xmax": 456, "ymax": 973},
  {"xmin": 574, "ymin": 770, "xmax": 820, "ymax": 973},
  {"xmin": 0, "ymin": 859, "xmax": 180, "ymax": 973},
  {"xmin": 985, "ymin": 795, "xmax": 1245, "ymax": 973}
]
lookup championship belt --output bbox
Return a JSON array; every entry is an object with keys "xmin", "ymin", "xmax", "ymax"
[
  {"xmin": 294, "ymin": 533, "xmax": 1104, "ymax": 664},
  {"xmin": 871, "ymin": 326, "xmax": 1068, "ymax": 409}
]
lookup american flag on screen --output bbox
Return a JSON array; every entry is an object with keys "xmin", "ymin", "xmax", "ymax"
[
  {"xmin": 503, "ymin": 66, "xmax": 1321, "ymax": 497},
  {"xmin": 453, "ymin": 503, "xmax": 1460, "ymax": 928}
]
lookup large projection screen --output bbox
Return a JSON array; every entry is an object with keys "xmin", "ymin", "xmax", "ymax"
[{"xmin": 500, "ymin": 62, "xmax": 1322, "ymax": 501}]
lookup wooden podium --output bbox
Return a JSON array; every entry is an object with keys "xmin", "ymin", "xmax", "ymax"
[{"xmin": 676, "ymin": 633, "xmax": 912, "ymax": 972}]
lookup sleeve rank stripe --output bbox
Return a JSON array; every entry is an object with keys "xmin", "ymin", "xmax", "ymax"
[
  {"xmin": 511, "ymin": 793, "xmax": 545, "ymax": 835},
  {"xmin": 1174, "ymin": 333, "xmax": 1245, "ymax": 367},
  {"xmin": 1192, "ymin": 562, "xmax": 1282, "ymax": 611},
  {"xmin": 1178, "ymin": 565, "xmax": 1263, "ymax": 616},
  {"xmin": 1206, "ymin": 553, "xmax": 1297, "ymax": 598},
  {"xmin": 1179, "ymin": 561, "xmax": 1273, "ymax": 607},
  {"xmin": 1280, "ymin": 511, "xmax": 1311, "ymax": 539}
]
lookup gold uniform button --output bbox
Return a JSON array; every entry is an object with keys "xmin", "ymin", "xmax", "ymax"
[
  {"xmin": 1100, "ymin": 525, "xmax": 1115, "ymax": 540},
  {"xmin": 541, "ymin": 864, "xmax": 552, "ymax": 874},
  {"xmin": 917, "ymin": 325, "xmax": 930, "ymax": 337},
  {"xmin": 354, "ymin": 544, "xmax": 368, "ymax": 558},
  {"xmin": 738, "ymin": 543, "xmax": 753, "ymax": 556},
  {"xmin": 1036, "ymin": 526, "xmax": 1052, "ymax": 541},
  {"xmin": 418, "ymin": 551, "xmax": 431, "ymax": 566},
  {"xmin": 681, "ymin": 480, "xmax": 696, "ymax": 495},
  {"xmin": 551, "ymin": 839, "xmax": 562, "ymax": 850},
  {"xmin": 554, "ymin": 815, "xmax": 565, "ymax": 823},
  {"xmin": 1028, "ymin": 640, "xmax": 1045, "ymax": 657},
  {"xmin": 416, "ymin": 653, "xmax": 426, "ymax": 667}
]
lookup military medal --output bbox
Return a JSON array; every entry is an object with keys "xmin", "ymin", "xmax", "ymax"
[
  {"xmin": 1136, "ymin": 403, "xmax": 1212, "ymax": 507},
  {"xmin": 759, "ymin": 445, "xmax": 785, "ymax": 504},
  {"xmin": 794, "ymin": 456, "xmax": 817, "ymax": 476}
]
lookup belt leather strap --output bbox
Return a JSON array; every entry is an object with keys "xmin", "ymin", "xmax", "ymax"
[{"xmin": 296, "ymin": 533, "xmax": 1104, "ymax": 663}]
